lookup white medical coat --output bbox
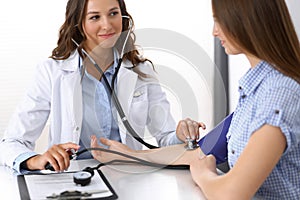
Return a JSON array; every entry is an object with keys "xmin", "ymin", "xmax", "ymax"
[{"xmin": 0, "ymin": 51, "xmax": 180, "ymax": 168}]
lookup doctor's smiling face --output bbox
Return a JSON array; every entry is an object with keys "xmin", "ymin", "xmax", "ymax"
[{"xmin": 82, "ymin": 0, "xmax": 123, "ymax": 51}]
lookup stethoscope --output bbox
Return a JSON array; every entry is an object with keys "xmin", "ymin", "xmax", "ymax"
[
  {"xmin": 72, "ymin": 16, "xmax": 198, "ymax": 151},
  {"xmin": 72, "ymin": 15, "xmax": 158, "ymax": 149},
  {"xmin": 45, "ymin": 146, "xmax": 190, "ymax": 188},
  {"xmin": 45, "ymin": 16, "xmax": 192, "ymax": 186},
  {"xmin": 44, "ymin": 18, "xmax": 234, "ymax": 192}
]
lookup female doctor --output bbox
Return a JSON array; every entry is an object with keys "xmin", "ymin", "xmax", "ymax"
[{"xmin": 0, "ymin": 0, "xmax": 204, "ymax": 173}]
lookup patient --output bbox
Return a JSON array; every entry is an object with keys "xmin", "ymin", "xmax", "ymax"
[{"xmin": 91, "ymin": 0, "xmax": 300, "ymax": 199}]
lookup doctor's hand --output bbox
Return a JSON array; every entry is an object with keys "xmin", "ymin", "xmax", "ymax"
[
  {"xmin": 176, "ymin": 118, "xmax": 206, "ymax": 142},
  {"xmin": 91, "ymin": 135, "xmax": 134, "ymax": 163},
  {"xmin": 25, "ymin": 142, "xmax": 80, "ymax": 171}
]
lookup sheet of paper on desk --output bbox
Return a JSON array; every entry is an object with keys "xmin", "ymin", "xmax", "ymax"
[{"xmin": 24, "ymin": 171, "xmax": 112, "ymax": 200}]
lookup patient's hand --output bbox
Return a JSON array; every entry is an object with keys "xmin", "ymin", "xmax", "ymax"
[
  {"xmin": 90, "ymin": 135, "xmax": 206, "ymax": 166},
  {"xmin": 90, "ymin": 135, "xmax": 134, "ymax": 162}
]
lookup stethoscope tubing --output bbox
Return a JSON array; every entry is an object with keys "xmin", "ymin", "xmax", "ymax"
[
  {"xmin": 77, "ymin": 147, "xmax": 189, "ymax": 170},
  {"xmin": 71, "ymin": 17, "xmax": 158, "ymax": 149}
]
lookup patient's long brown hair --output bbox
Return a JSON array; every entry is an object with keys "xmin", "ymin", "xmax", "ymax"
[{"xmin": 212, "ymin": 0, "xmax": 300, "ymax": 83}]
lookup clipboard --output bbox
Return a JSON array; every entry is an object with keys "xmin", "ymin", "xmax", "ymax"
[{"xmin": 17, "ymin": 169, "xmax": 118, "ymax": 200}]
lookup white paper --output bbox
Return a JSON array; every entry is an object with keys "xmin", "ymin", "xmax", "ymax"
[{"xmin": 24, "ymin": 170, "xmax": 113, "ymax": 200}]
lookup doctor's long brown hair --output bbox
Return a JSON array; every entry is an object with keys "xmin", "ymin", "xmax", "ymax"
[
  {"xmin": 212, "ymin": 0, "xmax": 300, "ymax": 83},
  {"xmin": 50, "ymin": 0, "xmax": 151, "ymax": 69}
]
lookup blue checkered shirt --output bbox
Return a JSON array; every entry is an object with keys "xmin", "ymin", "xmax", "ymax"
[{"xmin": 227, "ymin": 61, "xmax": 300, "ymax": 199}]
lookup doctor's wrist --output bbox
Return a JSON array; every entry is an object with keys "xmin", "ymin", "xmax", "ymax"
[{"xmin": 21, "ymin": 155, "xmax": 40, "ymax": 171}]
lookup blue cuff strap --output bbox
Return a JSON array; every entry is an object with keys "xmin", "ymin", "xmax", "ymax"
[{"xmin": 198, "ymin": 113, "xmax": 233, "ymax": 164}]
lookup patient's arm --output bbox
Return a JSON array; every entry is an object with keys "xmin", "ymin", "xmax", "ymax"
[{"xmin": 90, "ymin": 136, "xmax": 204, "ymax": 166}]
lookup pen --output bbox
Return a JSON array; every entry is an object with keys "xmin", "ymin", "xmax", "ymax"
[{"xmin": 46, "ymin": 189, "xmax": 109, "ymax": 199}]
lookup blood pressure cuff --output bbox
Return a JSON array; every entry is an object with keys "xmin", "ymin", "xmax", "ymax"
[{"xmin": 198, "ymin": 113, "xmax": 233, "ymax": 164}]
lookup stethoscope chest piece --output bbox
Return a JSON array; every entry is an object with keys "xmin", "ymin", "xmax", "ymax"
[
  {"xmin": 185, "ymin": 138, "xmax": 199, "ymax": 150},
  {"xmin": 73, "ymin": 167, "xmax": 94, "ymax": 186}
]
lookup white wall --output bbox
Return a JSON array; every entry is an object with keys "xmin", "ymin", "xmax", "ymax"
[
  {"xmin": 0, "ymin": 0, "xmax": 66, "ymax": 138},
  {"xmin": 126, "ymin": 0, "xmax": 215, "ymax": 133},
  {"xmin": 0, "ymin": 1, "xmax": 214, "ymax": 138},
  {"xmin": 228, "ymin": 0, "xmax": 300, "ymax": 112}
]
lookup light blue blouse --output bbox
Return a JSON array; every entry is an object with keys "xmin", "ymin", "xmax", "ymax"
[{"xmin": 78, "ymin": 51, "xmax": 121, "ymax": 159}]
